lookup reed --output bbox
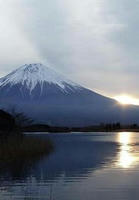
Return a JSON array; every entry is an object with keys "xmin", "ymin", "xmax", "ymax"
[{"xmin": 0, "ymin": 135, "xmax": 54, "ymax": 163}]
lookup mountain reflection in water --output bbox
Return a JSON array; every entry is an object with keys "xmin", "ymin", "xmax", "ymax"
[{"xmin": 0, "ymin": 132, "xmax": 139, "ymax": 200}]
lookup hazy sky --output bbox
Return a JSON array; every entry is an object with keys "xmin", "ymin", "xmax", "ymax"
[{"xmin": 0, "ymin": 0, "xmax": 139, "ymax": 98}]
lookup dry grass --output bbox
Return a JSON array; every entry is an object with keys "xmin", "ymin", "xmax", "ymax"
[{"xmin": 0, "ymin": 135, "xmax": 54, "ymax": 163}]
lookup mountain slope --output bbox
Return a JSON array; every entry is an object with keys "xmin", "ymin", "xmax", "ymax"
[{"xmin": 0, "ymin": 63, "xmax": 139, "ymax": 126}]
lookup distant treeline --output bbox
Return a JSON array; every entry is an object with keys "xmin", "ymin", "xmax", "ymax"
[
  {"xmin": 0, "ymin": 109, "xmax": 139, "ymax": 133},
  {"xmin": 22, "ymin": 122, "xmax": 139, "ymax": 133}
]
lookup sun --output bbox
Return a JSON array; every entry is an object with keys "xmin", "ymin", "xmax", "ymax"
[{"xmin": 114, "ymin": 95, "xmax": 139, "ymax": 105}]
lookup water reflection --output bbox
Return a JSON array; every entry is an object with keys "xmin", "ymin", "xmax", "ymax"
[
  {"xmin": 0, "ymin": 133, "xmax": 120, "ymax": 199},
  {"xmin": 118, "ymin": 132, "xmax": 136, "ymax": 168},
  {"xmin": 0, "ymin": 134, "xmax": 119, "ymax": 182},
  {"xmin": 1, "ymin": 133, "xmax": 139, "ymax": 200}
]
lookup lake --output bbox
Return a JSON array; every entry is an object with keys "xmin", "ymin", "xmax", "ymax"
[{"xmin": 0, "ymin": 132, "xmax": 139, "ymax": 200}]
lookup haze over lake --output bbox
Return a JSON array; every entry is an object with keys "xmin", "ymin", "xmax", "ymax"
[{"xmin": 1, "ymin": 132, "xmax": 139, "ymax": 200}]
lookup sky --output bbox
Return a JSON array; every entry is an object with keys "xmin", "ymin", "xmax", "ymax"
[{"xmin": 0, "ymin": 0, "xmax": 139, "ymax": 98}]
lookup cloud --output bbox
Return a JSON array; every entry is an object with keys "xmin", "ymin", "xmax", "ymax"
[{"xmin": 0, "ymin": 0, "xmax": 139, "ymax": 97}]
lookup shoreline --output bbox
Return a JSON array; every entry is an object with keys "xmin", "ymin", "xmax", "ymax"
[{"xmin": 22, "ymin": 128, "xmax": 139, "ymax": 133}]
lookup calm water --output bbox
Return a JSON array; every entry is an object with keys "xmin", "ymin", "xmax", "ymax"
[{"xmin": 1, "ymin": 132, "xmax": 139, "ymax": 200}]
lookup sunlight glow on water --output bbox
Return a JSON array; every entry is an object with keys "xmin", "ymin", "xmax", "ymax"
[{"xmin": 118, "ymin": 132, "xmax": 136, "ymax": 168}]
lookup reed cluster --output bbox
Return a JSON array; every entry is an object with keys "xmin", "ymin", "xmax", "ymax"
[{"xmin": 0, "ymin": 135, "xmax": 53, "ymax": 163}]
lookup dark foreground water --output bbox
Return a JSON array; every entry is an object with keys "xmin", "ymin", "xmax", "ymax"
[{"xmin": 1, "ymin": 132, "xmax": 139, "ymax": 200}]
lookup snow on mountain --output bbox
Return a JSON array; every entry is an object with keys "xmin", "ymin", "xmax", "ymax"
[
  {"xmin": 0, "ymin": 63, "xmax": 80, "ymax": 93},
  {"xmin": 0, "ymin": 63, "xmax": 139, "ymax": 126}
]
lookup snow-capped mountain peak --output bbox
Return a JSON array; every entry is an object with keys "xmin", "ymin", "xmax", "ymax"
[
  {"xmin": 0, "ymin": 63, "xmax": 80, "ymax": 92},
  {"xmin": 0, "ymin": 63, "xmax": 139, "ymax": 127}
]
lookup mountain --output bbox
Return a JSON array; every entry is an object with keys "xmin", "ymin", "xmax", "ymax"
[{"xmin": 0, "ymin": 63, "xmax": 139, "ymax": 126}]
